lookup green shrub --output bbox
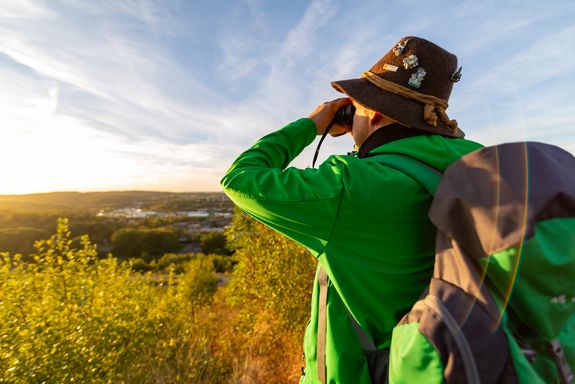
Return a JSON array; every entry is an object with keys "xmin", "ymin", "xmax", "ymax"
[
  {"xmin": 199, "ymin": 232, "xmax": 231, "ymax": 255},
  {"xmin": 0, "ymin": 218, "xmax": 227, "ymax": 383},
  {"xmin": 130, "ymin": 257, "xmax": 152, "ymax": 273},
  {"xmin": 0, "ymin": 212, "xmax": 315, "ymax": 383},
  {"xmin": 0, "ymin": 219, "xmax": 154, "ymax": 382},
  {"xmin": 111, "ymin": 227, "xmax": 180, "ymax": 261},
  {"xmin": 150, "ymin": 252, "xmax": 195, "ymax": 273},
  {"xmin": 209, "ymin": 253, "xmax": 237, "ymax": 273},
  {"xmin": 225, "ymin": 210, "xmax": 316, "ymax": 331},
  {"xmin": 180, "ymin": 257, "xmax": 219, "ymax": 306},
  {"xmin": 0, "ymin": 227, "xmax": 49, "ymax": 256}
]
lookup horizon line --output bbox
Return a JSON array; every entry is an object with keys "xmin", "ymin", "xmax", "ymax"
[{"xmin": 0, "ymin": 189, "xmax": 225, "ymax": 197}]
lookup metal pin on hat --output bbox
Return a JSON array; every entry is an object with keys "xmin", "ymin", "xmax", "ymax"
[
  {"xmin": 393, "ymin": 39, "xmax": 410, "ymax": 56},
  {"xmin": 451, "ymin": 66, "xmax": 462, "ymax": 82},
  {"xmin": 408, "ymin": 68, "xmax": 426, "ymax": 88},
  {"xmin": 402, "ymin": 54, "xmax": 419, "ymax": 70}
]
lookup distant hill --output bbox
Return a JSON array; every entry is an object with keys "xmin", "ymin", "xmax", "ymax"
[{"xmin": 0, "ymin": 191, "xmax": 230, "ymax": 212}]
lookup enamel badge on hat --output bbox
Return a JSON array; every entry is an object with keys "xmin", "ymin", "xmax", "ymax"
[
  {"xmin": 408, "ymin": 68, "xmax": 427, "ymax": 88},
  {"xmin": 451, "ymin": 66, "xmax": 462, "ymax": 82},
  {"xmin": 393, "ymin": 39, "xmax": 410, "ymax": 56},
  {"xmin": 402, "ymin": 54, "xmax": 419, "ymax": 70}
]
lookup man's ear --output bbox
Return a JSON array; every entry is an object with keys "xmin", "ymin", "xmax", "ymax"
[{"xmin": 370, "ymin": 111, "xmax": 383, "ymax": 125}]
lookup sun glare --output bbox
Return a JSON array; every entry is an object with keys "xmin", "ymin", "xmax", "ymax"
[{"xmin": 0, "ymin": 111, "xmax": 139, "ymax": 194}]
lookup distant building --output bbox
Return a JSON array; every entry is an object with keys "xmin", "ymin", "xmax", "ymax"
[
  {"xmin": 97, "ymin": 208, "xmax": 165, "ymax": 218},
  {"xmin": 184, "ymin": 211, "xmax": 210, "ymax": 218}
]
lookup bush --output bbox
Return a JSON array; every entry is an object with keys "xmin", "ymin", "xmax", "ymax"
[
  {"xmin": 209, "ymin": 209, "xmax": 317, "ymax": 383},
  {"xmin": 225, "ymin": 209, "xmax": 316, "ymax": 331},
  {"xmin": 130, "ymin": 257, "xmax": 152, "ymax": 273},
  {"xmin": 111, "ymin": 227, "xmax": 180, "ymax": 261},
  {"xmin": 180, "ymin": 257, "xmax": 219, "ymax": 306},
  {"xmin": 148, "ymin": 252, "xmax": 194, "ymax": 273},
  {"xmin": 0, "ymin": 227, "xmax": 49, "ymax": 256},
  {"xmin": 199, "ymin": 232, "xmax": 231, "ymax": 255},
  {"xmin": 0, "ymin": 212, "xmax": 316, "ymax": 383},
  {"xmin": 130, "ymin": 253, "xmax": 236, "ymax": 275},
  {"xmin": 0, "ymin": 218, "xmax": 227, "ymax": 383},
  {"xmin": 0, "ymin": 219, "xmax": 156, "ymax": 382},
  {"xmin": 210, "ymin": 254, "xmax": 236, "ymax": 273}
]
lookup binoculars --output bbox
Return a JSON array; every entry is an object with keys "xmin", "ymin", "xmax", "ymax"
[
  {"xmin": 329, "ymin": 104, "xmax": 356, "ymax": 137},
  {"xmin": 313, "ymin": 103, "xmax": 356, "ymax": 167}
]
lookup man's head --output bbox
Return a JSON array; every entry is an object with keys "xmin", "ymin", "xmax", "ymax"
[
  {"xmin": 332, "ymin": 36, "xmax": 465, "ymax": 140},
  {"xmin": 349, "ymin": 102, "xmax": 395, "ymax": 147}
]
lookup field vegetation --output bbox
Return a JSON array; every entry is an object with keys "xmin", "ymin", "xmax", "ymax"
[{"xmin": 0, "ymin": 199, "xmax": 316, "ymax": 383}]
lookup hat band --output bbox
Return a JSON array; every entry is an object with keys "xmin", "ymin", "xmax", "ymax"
[{"xmin": 362, "ymin": 70, "xmax": 458, "ymax": 131}]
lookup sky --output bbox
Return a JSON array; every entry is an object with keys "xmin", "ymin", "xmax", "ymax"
[{"xmin": 1, "ymin": 0, "xmax": 574, "ymax": 194}]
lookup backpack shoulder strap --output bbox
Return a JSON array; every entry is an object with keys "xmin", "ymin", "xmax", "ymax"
[
  {"xmin": 317, "ymin": 267, "xmax": 328, "ymax": 384},
  {"xmin": 373, "ymin": 154, "xmax": 442, "ymax": 196},
  {"xmin": 317, "ymin": 266, "xmax": 389, "ymax": 383},
  {"xmin": 317, "ymin": 155, "xmax": 444, "ymax": 383}
]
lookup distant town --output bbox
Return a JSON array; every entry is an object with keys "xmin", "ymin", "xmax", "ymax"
[{"xmin": 0, "ymin": 191, "xmax": 236, "ymax": 258}]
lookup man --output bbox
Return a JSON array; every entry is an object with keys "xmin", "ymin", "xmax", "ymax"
[{"xmin": 221, "ymin": 36, "xmax": 482, "ymax": 383}]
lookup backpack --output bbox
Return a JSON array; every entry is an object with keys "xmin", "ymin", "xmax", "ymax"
[{"xmin": 350, "ymin": 142, "xmax": 575, "ymax": 383}]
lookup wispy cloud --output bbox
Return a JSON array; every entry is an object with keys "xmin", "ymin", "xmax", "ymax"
[
  {"xmin": 0, "ymin": 1, "xmax": 232, "ymax": 192},
  {"xmin": 1, "ymin": 0, "xmax": 574, "ymax": 193},
  {"xmin": 0, "ymin": 0, "xmax": 56, "ymax": 19},
  {"xmin": 247, "ymin": 0, "xmax": 340, "ymax": 118},
  {"xmin": 0, "ymin": 1, "xmax": 224, "ymax": 135}
]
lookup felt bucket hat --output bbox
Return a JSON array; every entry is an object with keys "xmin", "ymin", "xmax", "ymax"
[{"xmin": 332, "ymin": 36, "xmax": 465, "ymax": 137}]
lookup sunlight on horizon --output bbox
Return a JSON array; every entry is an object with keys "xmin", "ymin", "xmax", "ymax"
[
  {"xmin": 0, "ymin": 81, "xmax": 219, "ymax": 195},
  {"xmin": 0, "ymin": 111, "xmax": 219, "ymax": 195},
  {"xmin": 1, "ymin": 1, "xmax": 574, "ymax": 195}
]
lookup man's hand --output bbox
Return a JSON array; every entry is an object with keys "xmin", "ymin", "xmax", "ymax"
[{"xmin": 308, "ymin": 98, "xmax": 352, "ymax": 136}]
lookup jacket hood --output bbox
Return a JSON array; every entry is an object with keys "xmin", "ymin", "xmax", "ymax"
[{"xmin": 367, "ymin": 134, "xmax": 483, "ymax": 172}]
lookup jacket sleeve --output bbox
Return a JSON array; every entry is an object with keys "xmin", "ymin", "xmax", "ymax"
[{"xmin": 220, "ymin": 118, "xmax": 344, "ymax": 255}]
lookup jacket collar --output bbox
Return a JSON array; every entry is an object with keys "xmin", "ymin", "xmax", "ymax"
[{"xmin": 357, "ymin": 123, "xmax": 429, "ymax": 158}]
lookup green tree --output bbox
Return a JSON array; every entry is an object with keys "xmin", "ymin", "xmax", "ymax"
[
  {"xmin": 111, "ymin": 227, "xmax": 180, "ymax": 261},
  {"xmin": 225, "ymin": 208, "xmax": 316, "ymax": 330},
  {"xmin": 181, "ymin": 257, "xmax": 219, "ymax": 306},
  {"xmin": 0, "ymin": 218, "xmax": 231, "ymax": 383},
  {"xmin": 0, "ymin": 227, "xmax": 49, "ymax": 255},
  {"xmin": 68, "ymin": 219, "xmax": 119, "ymax": 245},
  {"xmin": 195, "ymin": 208, "xmax": 318, "ymax": 383},
  {"xmin": 199, "ymin": 231, "xmax": 231, "ymax": 255}
]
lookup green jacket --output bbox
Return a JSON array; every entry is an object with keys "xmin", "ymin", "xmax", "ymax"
[{"xmin": 221, "ymin": 118, "xmax": 482, "ymax": 383}]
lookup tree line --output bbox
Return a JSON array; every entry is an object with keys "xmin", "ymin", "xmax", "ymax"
[{"xmin": 0, "ymin": 210, "xmax": 231, "ymax": 262}]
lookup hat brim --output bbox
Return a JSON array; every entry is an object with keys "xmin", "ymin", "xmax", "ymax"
[{"xmin": 331, "ymin": 78, "xmax": 465, "ymax": 138}]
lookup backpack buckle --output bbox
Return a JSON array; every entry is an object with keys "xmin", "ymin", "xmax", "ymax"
[
  {"xmin": 547, "ymin": 340, "xmax": 574, "ymax": 384},
  {"xmin": 521, "ymin": 348, "xmax": 537, "ymax": 363}
]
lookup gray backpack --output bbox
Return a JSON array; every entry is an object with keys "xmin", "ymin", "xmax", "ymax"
[{"xmin": 319, "ymin": 142, "xmax": 575, "ymax": 383}]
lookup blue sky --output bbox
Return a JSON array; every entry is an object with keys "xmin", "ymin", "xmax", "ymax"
[{"xmin": 1, "ymin": 0, "xmax": 574, "ymax": 194}]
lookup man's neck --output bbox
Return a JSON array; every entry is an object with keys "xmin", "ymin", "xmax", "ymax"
[{"xmin": 357, "ymin": 124, "xmax": 430, "ymax": 158}]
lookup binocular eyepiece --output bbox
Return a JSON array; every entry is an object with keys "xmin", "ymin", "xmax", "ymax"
[
  {"xmin": 313, "ymin": 104, "xmax": 356, "ymax": 167},
  {"xmin": 332, "ymin": 104, "xmax": 356, "ymax": 127},
  {"xmin": 327, "ymin": 104, "xmax": 355, "ymax": 137}
]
